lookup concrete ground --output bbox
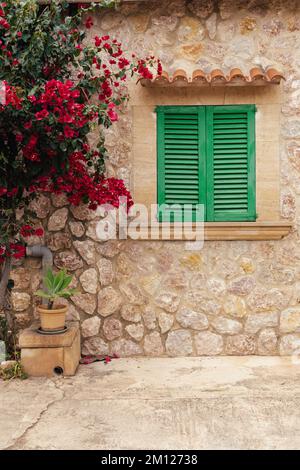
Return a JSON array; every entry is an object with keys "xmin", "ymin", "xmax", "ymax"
[{"xmin": 1, "ymin": 356, "xmax": 300, "ymax": 450}]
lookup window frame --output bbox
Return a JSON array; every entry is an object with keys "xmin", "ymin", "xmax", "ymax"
[{"xmin": 156, "ymin": 104, "xmax": 256, "ymax": 223}]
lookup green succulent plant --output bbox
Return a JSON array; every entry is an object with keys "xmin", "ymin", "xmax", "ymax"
[{"xmin": 35, "ymin": 269, "xmax": 77, "ymax": 310}]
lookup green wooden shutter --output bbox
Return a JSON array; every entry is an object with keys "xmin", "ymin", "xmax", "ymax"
[
  {"xmin": 206, "ymin": 105, "xmax": 256, "ymax": 222},
  {"xmin": 156, "ymin": 106, "xmax": 206, "ymax": 222}
]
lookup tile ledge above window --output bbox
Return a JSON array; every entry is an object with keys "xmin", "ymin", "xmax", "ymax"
[{"xmin": 129, "ymin": 222, "xmax": 292, "ymax": 241}]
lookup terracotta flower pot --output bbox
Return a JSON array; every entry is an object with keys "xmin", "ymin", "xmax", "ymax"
[{"xmin": 37, "ymin": 305, "xmax": 67, "ymax": 332}]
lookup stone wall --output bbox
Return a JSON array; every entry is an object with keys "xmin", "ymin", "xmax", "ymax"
[{"xmin": 11, "ymin": 0, "xmax": 300, "ymax": 357}]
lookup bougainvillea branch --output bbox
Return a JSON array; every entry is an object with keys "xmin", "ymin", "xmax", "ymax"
[{"xmin": 0, "ymin": 0, "xmax": 161, "ymax": 276}]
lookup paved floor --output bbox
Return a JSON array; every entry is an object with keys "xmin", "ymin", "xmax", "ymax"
[{"xmin": 1, "ymin": 356, "xmax": 300, "ymax": 450}]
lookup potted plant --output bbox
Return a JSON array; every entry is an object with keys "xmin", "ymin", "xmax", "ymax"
[{"xmin": 35, "ymin": 269, "xmax": 77, "ymax": 333}]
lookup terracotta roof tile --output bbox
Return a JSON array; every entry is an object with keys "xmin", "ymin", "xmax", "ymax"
[
  {"xmin": 210, "ymin": 69, "xmax": 227, "ymax": 83},
  {"xmin": 192, "ymin": 69, "xmax": 207, "ymax": 82},
  {"xmin": 265, "ymin": 68, "xmax": 285, "ymax": 82},
  {"xmin": 228, "ymin": 68, "xmax": 247, "ymax": 82},
  {"xmin": 139, "ymin": 67, "xmax": 285, "ymax": 87},
  {"xmin": 249, "ymin": 67, "xmax": 266, "ymax": 81}
]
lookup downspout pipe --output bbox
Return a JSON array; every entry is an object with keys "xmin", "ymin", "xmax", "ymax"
[{"xmin": 26, "ymin": 245, "xmax": 53, "ymax": 305}]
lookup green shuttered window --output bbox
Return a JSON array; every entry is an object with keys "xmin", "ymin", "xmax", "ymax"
[{"xmin": 156, "ymin": 105, "xmax": 256, "ymax": 222}]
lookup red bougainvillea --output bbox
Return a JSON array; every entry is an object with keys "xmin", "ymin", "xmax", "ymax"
[{"xmin": 0, "ymin": 0, "xmax": 161, "ymax": 262}]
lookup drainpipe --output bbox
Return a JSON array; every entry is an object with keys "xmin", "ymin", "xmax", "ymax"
[{"xmin": 26, "ymin": 245, "xmax": 53, "ymax": 305}]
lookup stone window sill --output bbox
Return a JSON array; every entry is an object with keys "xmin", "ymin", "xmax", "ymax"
[{"xmin": 133, "ymin": 222, "xmax": 292, "ymax": 241}]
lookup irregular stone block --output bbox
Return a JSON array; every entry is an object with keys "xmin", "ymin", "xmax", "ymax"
[
  {"xmin": 152, "ymin": 15, "xmax": 179, "ymax": 31},
  {"xmin": 281, "ymin": 190, "xmax": 296, "ymax": 219},
  {"xmin": 167, "ymin": 0, "xmax": 186, "ymax": 17},
  {"xmin": 207, "ymin": 277, "xmax": 226, "ymax": 295},
  {"xmin": 185, "ymin": 291, "xmax": 222, "ymax": 315},
  {"xmin": 121, "ymin": 304, "xmax": 141, "ymax": 323},
  {"xmin": 195, "ymin": 331, "xmax": 223, "ymax": 355},
  {"xmin": 82, "ymin": 337, "xmax": 109, "ymax": 356},
  {"xmin": 48, "ymin": 208, "xmax": 68, "ymax": 231},
  {"xmin": 80, "ymin": 268, "xmax": 98, "ymax": 294},
  {"xmin": 206, "ymin": 12, "xmax": 217, "ymax": 39},
  {"xmin": 97, "ymin": 258, "xmax": 114, "ymax": 286},
  {"xmin": 103, "ymin": 318, "xmax": 122, "ymax": 341},
  {"xmin": 46, "ymin": 232, "xmax": 72, "ymax": 251},
  {"xmin": 177, "ymin": 307, "xmax": 209, "ymax": 331},
  {"xmin": 144, "ymin": 332, "xmax": 164, "ymax": 356},
  {"xmin": 187, "ymin": 0, "xmax": 214, "ymax": 18},
  {"xmin": 227, "ymin": 276, "xmax": 256, "ymax": 296},
  {"xmin": 119, "ymin": 282, "xmax": 145, "ymax": 305},
  {"xmin": 280, "ymin": 307, "xmax": 300, "ymax": 333},
  {"xmin": 51, "ymin": 193, "xmax": 68, "ymax": 208},
  {"xmin": 98, "ymin": 287, "xmax": 122, "ymax": 317},
  {"xmin": 126, "ymin": 323, "xmax": 144, "ymax": 341},
  {"xmin": 258, "ymin": 328, "xmax": 278, "ymax": 355},
  {"xmin": 11, "ymin": 292, "xmax": 31, "ymax": 312},
  {"xmin": 143, "ymin": 305, "xmax": 157, "ymax": 330},
  {"xmin": 96, "ymin": 240, "xmax": 122, "ymax": 258},
  {"xmin": 81, "ymin": 316, "xmax": 101, "ymax": 338},
  {"xmin": 225, "ymin": 334, "xmax": 256, "ymax": 355},
  {"xmin": 110, "ymin": 338, "xmax": 143, "ymax": 357},
  {"xmin": 54, "ymin": 251, "xmax": 83, "ymax": 271},
  {"xmin": 247, "ymin": 287, "xmax": 287, "ymax": 312},
  {"xmin": 116, "ymin": 253, "xmax": 134, "ymax": 275},
  {"xmin": 155, "ymin": 292, "xmax": 180, "ymax": 313},
  {"xmin": 245, "ymin": 311, "xmax": 278, "ymax": 334},
  {"xmin": 211, "ymin": 317, "xmax": 243, "ymax": 335},
  {"xmin": 70, "ymin": 204, "xmax": 97, "ymax": 221},
  {"xmin": 72, "ymin": 293, "xmax": 96, "ymax": 316},
  {"xmin": 69, "ymin": 221, "xmax": 85, "ymax": 238},
  {"xmin": 73, "ymin": 240, "xmax": 96, "ymax": 266},
  {"xmin": 177, "ymin": 16, "xmax": 204, "ymax": 42},
  {"xmin": 279, "ymin": 334, "xmax": 300, "ymax": 355},
  {"xmin": 166, "ymin": 330, "xmax": 193, "ymax": 356},
  {"xmin": 158, "ymin": 312, "xmax": 174, "ymax": 334},
  {"xmin": 223, "ymin": 295, "xmax": 247, "ymax": 317},
  {"xmin": 29, "ymin": 194, "xmax": 51, "ymax": 219},
  {"xmin": 10, "ymin": 268, "xmax": 30, "ymax": 290}
]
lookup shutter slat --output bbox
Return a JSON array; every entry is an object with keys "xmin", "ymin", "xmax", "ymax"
[
  {"xmin": 165, "ymin": 174, "xmax": 198, "ymax": 180},
  {"xmin": 165, "ymin": 156, "xmax": 198, "ymax": 161},
  {"xmin": 165, "ymin": 145, "xmax": 198, "ymax": 150},
  {"xmin": 213, "ymin": 129, "xmax": 248, "ymax": 135},
  {"xmin": 165, "ymin": 138, "xmax": 200, "ymax": 143},
  {"xmin": 165, "ymin": 124, "xmax": 198, "ymax": 129},
  {"xmin": 214, "ymin": 149, "xmax": 248, "ymax": 154},
  {"xmin": 165, "ymin": 185, "xmax": 199, "ymax": 189},
  {"xmin": 165, "ymin": 130, "xmax": 198, "ymax": 135},
  {"xmin": 213, "ymin": 139, "xmax": 248, "ymax": 144},
  {"xmin": 165, "ymin": 115, "xmax": 198, "ymax": 120},
  {"xmin": 165, "ymin": 150, "xmax": 198, "ymax": 155}
]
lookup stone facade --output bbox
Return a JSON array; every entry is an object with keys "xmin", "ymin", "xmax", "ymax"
[{"xmin": 11, "ymin": 0, "xmax": 300, "ymax": 356}]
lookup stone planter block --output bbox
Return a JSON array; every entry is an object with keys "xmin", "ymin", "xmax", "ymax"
[{"xmin": 19, "ymin": 322, "xmax": 80, "ymax": 377}]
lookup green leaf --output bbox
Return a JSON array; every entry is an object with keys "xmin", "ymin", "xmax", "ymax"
[
  {"xmin": 60, "ymin": 288, "xmax": 79, "ymax": 298},
  {"xmin": 61, "ymin": 275, "xmax": 72, "ymax": 290},
  {"xmin": 35, "ymin": 290, "xmax": 51, "ymax": 299},
  {"xmin": 46, "ymin": 268, "xmax": 55, "ymax": 285},
  {"xmin": 53, "ymin": 269, "xmax": 66, "ymax": 293},
  {"xmin": 44, "ymin": 276, "xmax": 53, "ymax": 292}
]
